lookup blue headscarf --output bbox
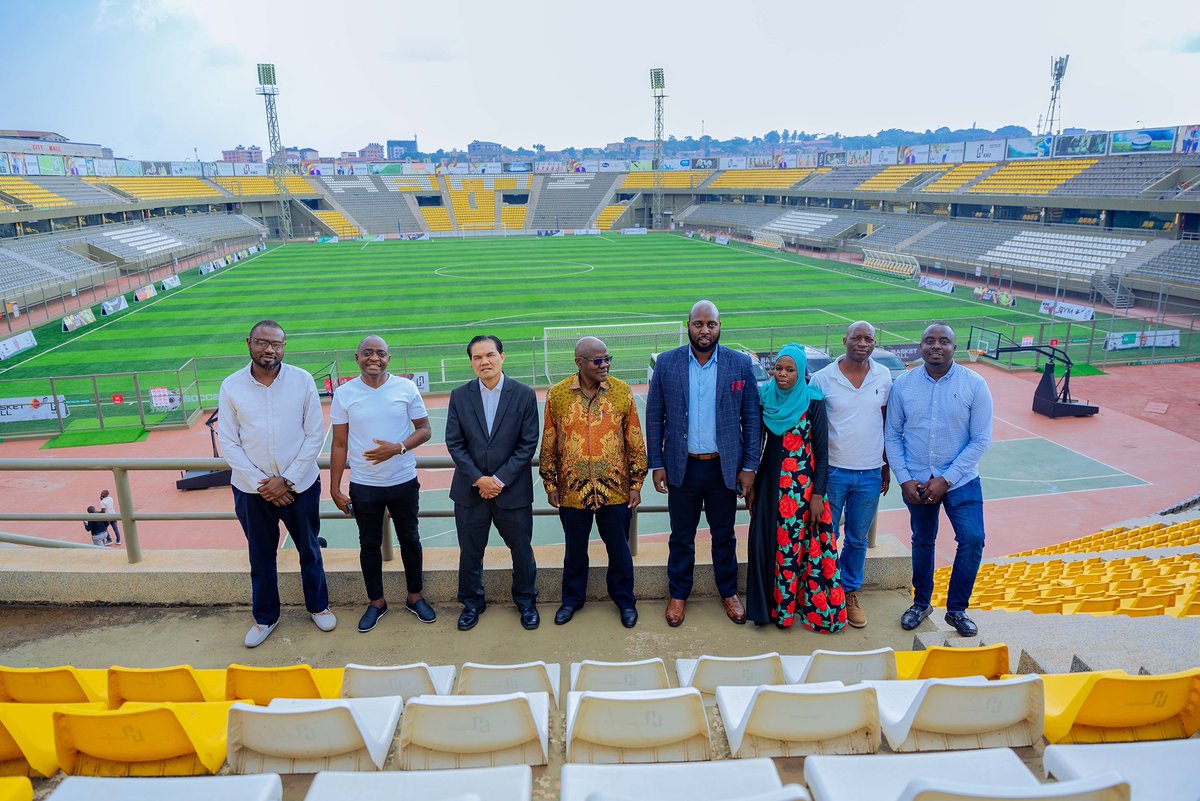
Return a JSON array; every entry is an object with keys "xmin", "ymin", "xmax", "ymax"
[{"xmin": 759, "ymin": 343, "xmax": 824, "ymax": 436}]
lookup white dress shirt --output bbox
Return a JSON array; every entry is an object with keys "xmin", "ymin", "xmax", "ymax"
[
  {"xmin": 479, "ymin": 373, "xmax": 505, "ymax": 435},
  {"xmin": 217, "ymin": 362, "xmax": 324, "ymax": 495}
]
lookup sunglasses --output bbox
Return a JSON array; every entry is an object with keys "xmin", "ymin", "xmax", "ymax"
[{"xmin": 586, "ymin": 355, "xmax": 613, "ymax": 367}]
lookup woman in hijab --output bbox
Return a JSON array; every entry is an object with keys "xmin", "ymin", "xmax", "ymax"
[{"xmin": 745, "ymin": 343, "xmax": 847, "ymax": 632}]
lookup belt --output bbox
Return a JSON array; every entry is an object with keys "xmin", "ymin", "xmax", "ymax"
[{"xmin": 688, "ymin": 452, "xmax": 720, "ymax": 461}]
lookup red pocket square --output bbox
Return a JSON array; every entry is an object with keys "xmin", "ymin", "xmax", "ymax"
[{"xmin": 731, "ymin": 380, "xmax": 746, "ymax": 392}]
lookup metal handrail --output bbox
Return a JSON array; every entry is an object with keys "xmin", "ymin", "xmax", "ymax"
[{"xmin": 0, "ymin": 456, "xmax": 664, "ymax": 564}]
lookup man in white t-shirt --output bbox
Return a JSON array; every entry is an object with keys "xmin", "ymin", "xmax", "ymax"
[
  {"xmin": 810, "ymin": 321, "xmax": 892, "ymax": 628},
  {"xmin": 99, "ymin": 489, "xmax": 119, "ymax": 545},
  {"xmin": 330, "ymin": 335, "xmax": 433, "ymax": 634}
]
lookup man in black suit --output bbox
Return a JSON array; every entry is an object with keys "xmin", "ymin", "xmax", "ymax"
[{"xmin": 445, "ymin": 335, "xmax": 541, "ymax": 631}]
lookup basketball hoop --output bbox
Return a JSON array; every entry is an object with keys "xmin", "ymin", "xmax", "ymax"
[{"xmin": 967, "ymin": 349, "xmax": 985, "ymax": 363}]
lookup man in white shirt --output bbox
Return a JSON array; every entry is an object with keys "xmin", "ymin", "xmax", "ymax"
[
  {"xmin": 810, "ymin": 321, "xmax": 892, "ymax": 628},
  {"xmin": 218, "ymin": 320, "xmax": 336, "ymax": 648},
  {"xmin": 99, "ymin": 489, "xmax": 119, "ymax": 545},
  {"xmin": 330, "ymin": 335, "xmax": 433, "ymax": 634}
]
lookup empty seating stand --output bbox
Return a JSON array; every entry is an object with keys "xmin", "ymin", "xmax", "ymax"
[
  {"xmin": 318, "ymin": 176, "xmax": 421, "ymax": 234},
  {"xmin": 681, "ymin": 202, "xmax": 789, "ymax": 230},
  {"xmin": 529, "ymin": 173, "xmax": 621, "ymax": 229}
]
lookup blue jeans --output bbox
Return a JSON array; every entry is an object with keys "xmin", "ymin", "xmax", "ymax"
[
  {"xmin": 826, "ymin": 466, "xmax": 883, "ymax": 593},
  {"xmin": 233, "ymin": 480, "xmax": 329, "ymax": 626},
  {"xmin": 904, "ymin": 477, "xmax": 986, "ymax": 613}
]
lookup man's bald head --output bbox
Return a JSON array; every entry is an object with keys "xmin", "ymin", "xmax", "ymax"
[
  {"xmin": 358, "ymin": 334, "xmax": 388, "ymax": 352},
  {"xmin": 846, "ymin": 321, "xmax": 875, "ymax": 338},
  {"xmin": 574, "ymin": 336, "xmax": 606, "ymax": 358},
  {"xmin": 689, "ymin": 300, "xmax": 719, "ymax": 323}
]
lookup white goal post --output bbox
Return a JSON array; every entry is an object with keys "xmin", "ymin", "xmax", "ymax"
[{"xmin": 543, "ymin": 321, "xmax": 685, "ymax": 384}]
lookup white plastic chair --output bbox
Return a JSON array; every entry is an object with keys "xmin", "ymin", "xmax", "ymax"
[
  {"xmin": 399, "ymin": 692, "xmax": 549, "ymax": 769},
  {"xmin": 46, "ymin": 775, "xmax": 282, "ymax": 801},
  {"xmin": 565, "ymin": 688, "xmax": 711, "ymax": 763},
  {"xmin": 1045, "ymin": 740, "xmax": 1200, "ymax": 801},
  {"xmin": 303, "ymin": 765, "xmax": 533, "ymax": 801},
  {"xmin": 866, "ymin": 676, "xmax": 1044, "ymax": 752},
  {"xmin": 897, "ymin": 773, "xmax": 1129, "ymax": 801},
  {"xmin": 560, "ymin": 758, "xmax": 805, "ymax": 801},
  {"xmin": 227, "ymin": 696, "xmax": 403, "ymax": 773},
  {"xmin": 675, "ymin": 653, "xmax": 805, "ymax": 695},
  {"xmin": 569, "ymin": 659, "xmax": 671, "ymax": 692},
  {"xmin": 786, "ymin": 648, "xmax": 898, "ymax": 684},
  {"xmin": 716, "ymin": 682, "xmax": 880, "ymax": 757},
  {"xmin": 456, "ymin": 662, "xmax": 561, "ymax": 706},
  {"xmin": 803, "ymin": 749, "xmax": 1039, "ymax": 801},
  {"xmin": 341, "ymin": 662, "xmax": 455, "ymax": 697}
]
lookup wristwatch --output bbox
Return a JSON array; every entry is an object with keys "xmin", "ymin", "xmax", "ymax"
[
  {"xmin": 284, "ymin": 479, "xmax": 295, "ymax": 491},
  {"xmin": 398, "ymin": 443, "xmax": 408, "ymax": 455}
]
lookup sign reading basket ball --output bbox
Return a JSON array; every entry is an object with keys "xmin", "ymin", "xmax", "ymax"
[{"xmin": 112, "ymin": 394, "xmax": 124, "ymax": 404}]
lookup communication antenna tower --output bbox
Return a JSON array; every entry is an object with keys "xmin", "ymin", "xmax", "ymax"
[{"xmin": 255, "ymin": 63, "xmax": 293, "ymax": 240}]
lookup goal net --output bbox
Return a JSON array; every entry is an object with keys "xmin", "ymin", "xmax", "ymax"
[{"xmin": 543, "ymin": 321, "xmax": 685, "ymax": 384}]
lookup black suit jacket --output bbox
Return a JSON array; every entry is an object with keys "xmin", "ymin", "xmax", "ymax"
[{"xmin": 445, "ymin": 375, "xmax": 540, "ymax": 509}]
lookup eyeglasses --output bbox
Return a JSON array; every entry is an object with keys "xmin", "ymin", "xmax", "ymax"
[
  {"xmin": 358, "ymin": 349, "xmax": 389, "ymax": 358},
  {"xmin": 587, "ymin": 355, "xmax": 613, "ymax": 366},
  {"xmin": 252, "ymin": 338, "xmax": 285, "ymax": 350}
]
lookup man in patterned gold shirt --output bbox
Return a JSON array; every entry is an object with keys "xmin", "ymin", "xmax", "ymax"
[{"xmin": 540, "ymin": 337, "xmax": 648, "ymax": 629}]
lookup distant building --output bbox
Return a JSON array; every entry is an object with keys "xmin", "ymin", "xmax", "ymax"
[
  {"xmin": 358, "ymin": 142, "xmax": 385, "ymax": 161},
  {"xmin": 467, "ymin": 140, "xmax": 503, "ymax": 159},
  {"xmin": 221, "ymin": 145, "xmax": 263, "ymax": 163},
  {"xmin": 340, "ymin": 151, "xmax": 357, "ymax": 160},
  {"xmin": 387, "ymin": 138, "xmax": 419, "ymax": 160},
  {"xmin": 0, "ymin": 130, "xmax": 68, "ymax": 143}
]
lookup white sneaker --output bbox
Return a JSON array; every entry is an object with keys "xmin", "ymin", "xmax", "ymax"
[
  {"xmin": 244, "ymin": 620, "xmax": 277, "ymax": 648},
  {"xmin": 311, "ymin": 609, "xmax": 337, "ymax": 632}
]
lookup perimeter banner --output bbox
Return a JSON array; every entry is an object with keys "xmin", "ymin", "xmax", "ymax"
[
  {"xmin": 100, "ymin": 296, "xmax": 129, "ymax": 315},
  {"xmin": 1039, "ymin": 299, "xmax": 1094, "ymax": 321},
  {"xmin": 1006, "ymin": 136, "xmax": 1054, "ymax": 159},
  {"xmin": 0, "ymin": 395, "xmax": 68, "ymax": 422},
  {"xmin": 919, "ymin": 275, "xmax": 955, "ymax": 294},
  {"xmin": 62, "ymin": 308, "xmax": 97, "ymax": 332},
  {"xmin": 965, "ymin": 140, "xmax": 1005, "ymax": 162},
  {"xmin": 929, "ymin": 143, "xmax": 965, "ymax": 164},
  {"xmin": 1104, "ymin": 330, "xmax": 1180, "ymax": 351},
  {"xmin": 1054, "ymin": 133, "xmax": 1108, "ymax": 157},
  {"xmin": 0, "ymin": 330, "xmax": 37, "ymax": 360},
  {"xmin": 897, "ymin": 145, "xmax": 929, "ymax": 164},
  {"xmin": 1108, "ymin": 127, "xmax": 1175, "ymax": 155}
]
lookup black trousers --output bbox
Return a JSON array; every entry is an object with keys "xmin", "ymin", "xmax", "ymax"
[
  {"xmin": 350, "ymin": 478, "xmax": 422, "ymax": 601},
  {"xmin": 454, "ymin": 500, "xmax": 537, "ymax": 611},
  {"xmin": 667, "ymin": 457, "xmax": 739, "ymax": 600},
  {"xmin": 559, "ymin": 504, "xmax": 636, "ymax": 610}
]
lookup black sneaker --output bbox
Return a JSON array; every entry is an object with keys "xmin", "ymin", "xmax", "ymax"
[
  {"xmin": 944, "ymin": 611, "xmax": 979, "ymax": 637},
  {"xmin": 358, "ymin": 603, "xmax": 388, "ymax": 633},
  {"xmin": 405, "ymin": 597, "xmax": 437, "ymax": 624},
  {"xmin": 900, "ymin": 603, "xmax": 933, "ymax": 631}
]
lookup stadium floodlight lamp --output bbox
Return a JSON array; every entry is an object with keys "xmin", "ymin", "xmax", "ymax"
[
  {"xmin": 255, "ymin": 62, "xmax": 279, "ymax": 95},
  {"xmin": 650, "ymin": 68, "xmax": 665, "ymax": 91}
]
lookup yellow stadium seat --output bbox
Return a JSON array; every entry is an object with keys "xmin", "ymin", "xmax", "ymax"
[
  {"xmin": 895, "ymin": 645, "xmax": 1009, "ymax": 681},
  {"xmin": 224, "ymin": 665, "xmax": 342, "ymax": 705},
  {"xmin": 0, "ymin": 777, "xmax": 31, "ymax": 801},
  {"xmin": 1021, "ymin": 600, "xmax": 1063, "ymax": 614},
  {"xmin": 0, "ymin": 702, "xmax": 105, "ymax": 777},
  {"xmin": 1042, "ymin": 669, "xmax": 1200, "ymax": 744},
  {"xmin": 53, "ymin": 702, "xmax": 232, "ymax": 776},
  {"xmin": 1063, "ymin": 598, "xmax": 1120, "ymax": 615},
  {"xmin": 0, "ymin": 667, "xmax": 107, "ymax": 704},
  {"xmin": 107, "ymin": 666, "xmax": 227, "ymax": 708}
]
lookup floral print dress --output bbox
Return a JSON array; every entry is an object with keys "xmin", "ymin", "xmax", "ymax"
[{"xmin": 746, "ymin": 399, "xmax": 847, "ymax": 632}]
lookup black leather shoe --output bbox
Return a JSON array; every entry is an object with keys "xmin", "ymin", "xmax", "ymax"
[
  {"xmin": 554, "ymin": 605, "xmax": 576, "ymax": 625},
  {"xmin": 406, "ymin": 598, "xmax": 437, "ymax": 624},
  {"xmin": 900, "ymin": 603, "xmax": 933, "ymax": 631},
  {"xmin": 357, "ymin": 603, "xmax": 387, "ymax": 633},
  {"xmin": 520, "ymin": 607, "xmax": 540, "ymax": 630},
  {"xmin": 620, "ymin": 608, "xmax": 638, "ymax": 629},
  {"xmin": 457, "ymin": 606, "xmax": 483, "ymax": 631},
  {"xmin": 944, "ymin": 611, "xmax": 979, "ymax": 637}
]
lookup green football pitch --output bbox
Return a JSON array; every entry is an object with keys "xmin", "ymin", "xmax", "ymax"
[{"xmin": 0, "ymin": 233, "xmax": 1183, "ymax": 434}]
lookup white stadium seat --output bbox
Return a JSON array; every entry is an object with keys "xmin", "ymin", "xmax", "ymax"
[
  {"xmin": 399, "ymin": 692, "xmax": 549, "ymax": 769},
  {"xmin": 1044, "ymin": 740, "xmax": 1200, "ymax": 801},
  {"xmin": 569, "ymin": 658, "xmax": 671, "ymax": 692},
  {"xmin": 804, "ymin": 749, "xmax": 1040, "ymax": 801},
  {"xmin": 227, "ymin": 696, "xmax": 402, "ymax": 772},
  {"xmin": 456, "ymin": 662, "xmax": 561, "ymax": 706},
  {"xmin": 565, "ymin": 688, "xmax": 711, "ymax": 763},
  {"xmin": 560, "ymin": 759, "xmax": 807, "ymax": 801},
  {"xmin": 341, "ymin": 662, "xmax": 455, "ymax": 698},
  {"xmin": 675, "ymin": 653, "xmax": 806, "ymax": 695},
  {"xmin": 46, "ymin": 775, "xmax": 282, "ymax": 801},
  {"xmin": 303, "ymin": 765, "xmax": 533, "ymax": 801},
  {"xmin": 716, "ymin": 682, "xmax": 881, "ymax": 757},
  {"xmin": 787, "ymin": 648, "xmax": 899, "ymax": 684}
]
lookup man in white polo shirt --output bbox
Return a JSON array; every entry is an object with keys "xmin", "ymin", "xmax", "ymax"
[
  {"xmin": 218, "ymin": 320, "xmax": 335, "ymax": 648},
  {"xmin": 810, "ymin": 320, "xmax": 892, "ymax": 628},
  {"xmin": 330, "ymin": 335, "xmax": 433, "ymax": 633}
]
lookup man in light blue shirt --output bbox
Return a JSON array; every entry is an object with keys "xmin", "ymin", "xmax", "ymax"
[
  {"xmin": 687, "ymin": 346, "xmax": 718, "ymax": 453},
  {"xmin": 885, "ymin": 323, "xmax": 993, "ymax": 637}
]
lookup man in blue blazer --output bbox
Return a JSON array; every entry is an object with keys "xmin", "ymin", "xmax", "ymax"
[
  {"xmin": 646, "ymin": 301, "xmax": 762, "ymax": 627},
  {"xmin": 445, "ymin": 335, "xmax": 541, "ymax": 632}
]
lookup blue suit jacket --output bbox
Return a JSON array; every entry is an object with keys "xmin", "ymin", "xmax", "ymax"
[{"xmin": 645, "ymin": 344, "xmax": 762, "ymax": 491}]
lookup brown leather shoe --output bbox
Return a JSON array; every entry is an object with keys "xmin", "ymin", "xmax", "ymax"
[
  {"xmin": 665, "ymin": 598, "xmax": 686, "ymax": 627},
  {"xmin": 722, "ymin": 595, "xmax": 746, "ymax": 624}
]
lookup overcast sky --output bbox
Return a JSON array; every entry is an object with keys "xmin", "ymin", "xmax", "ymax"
[{"xmin": 3, "ymin": 0, "xmax": 1198, "ymax": 160}]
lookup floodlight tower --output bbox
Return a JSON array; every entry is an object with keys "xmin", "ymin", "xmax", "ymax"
[
  {"xmin": 1041, "ymin": 55, "xmax": 1069, "ymax": 136},
  {"xmin": 650, "ymin": 68, "xmax": 666, "ymax": 230},
  {"xmin": 255, "ymin": 63, "xmax": 293, "ymax": 241}
]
